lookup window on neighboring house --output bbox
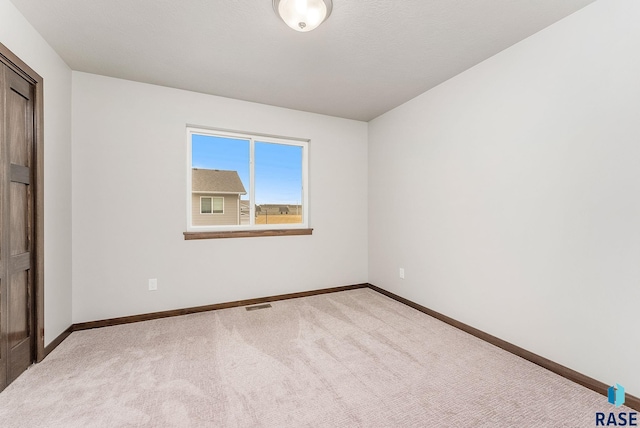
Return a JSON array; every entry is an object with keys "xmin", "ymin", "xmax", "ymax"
[
  {"xmin": 186, "ymin": 127, "xmax": 309, "ymax": 235},
  {"xmin": 200, "ymin": 196, "xmax": 223, "ymax": 214}
]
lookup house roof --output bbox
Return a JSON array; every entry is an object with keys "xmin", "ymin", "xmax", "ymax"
[{"xmin": 192, "ymin": 169, "xmax": 246, "ymax": 194}]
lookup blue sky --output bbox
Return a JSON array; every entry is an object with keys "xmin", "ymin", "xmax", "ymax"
[{"xmin": 192, "ymin": 134, "xmax": 302, "ymax": 205}]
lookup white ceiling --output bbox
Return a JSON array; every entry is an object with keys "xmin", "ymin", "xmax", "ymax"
[{"xmin": 10, "ymin": 0, "xmax": 597, "ymax": 121}]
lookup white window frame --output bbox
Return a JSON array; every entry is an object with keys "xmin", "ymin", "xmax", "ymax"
[
  {"xmin": 187, "ymin": 126, "xmax": 309, "ymax": 232},
  {"xmin": 200, "ymin": 196, "xmax": 224, "ymax": 215}
]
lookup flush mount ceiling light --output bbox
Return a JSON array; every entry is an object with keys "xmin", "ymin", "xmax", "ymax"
[{"xmin": 273, "ymin": 0, "xmax": 333, "ymax": 32}]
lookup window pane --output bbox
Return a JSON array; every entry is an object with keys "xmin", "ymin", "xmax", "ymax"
[
  {"xmin": 255, "ymin": 142, "xmax": 303, "ymax": 225},
  {"xmin": 212, "ymin": 197, "xmax": 224, "ymax": 213},
  {"xmin": 192, "ymin": 135, "xmax": 249, "ymax": 226},
  {"xmin": 201, "ymin": 197, "xmax": 212, "ymax": 214},
  {"xmin": 188, "ymin": 128, "xmax": 308, "ymax": 232}
]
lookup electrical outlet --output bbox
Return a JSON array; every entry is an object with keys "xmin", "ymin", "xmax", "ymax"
[
  {"xmin": 148, "ymin": 278, "xmax": 158, "ymax": 291},
  {"xmin": 399, "ymin": 268, "xmax": 405, "ymax": 279}
]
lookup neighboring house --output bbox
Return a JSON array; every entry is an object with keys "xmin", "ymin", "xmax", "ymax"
[
  {"xmin": 192, "ymin": 168, "xmax": 246, "ymax": 226},
  {"xmin": 257, "ymin": 204, "xmax": 302, "ymax": 215}
]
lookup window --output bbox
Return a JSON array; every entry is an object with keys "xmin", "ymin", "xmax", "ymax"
[
  {"xmin": 200, "ymin": 196, "xmax": 223, "ymax": 214},
  {"xmin": 186, "ymin": 127, "xmax": 310, "ymax": 237}
]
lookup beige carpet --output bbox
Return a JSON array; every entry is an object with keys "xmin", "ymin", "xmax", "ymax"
[{"xmin": 0, "ymin": 289, "xmax": 630, "ymax": 427}]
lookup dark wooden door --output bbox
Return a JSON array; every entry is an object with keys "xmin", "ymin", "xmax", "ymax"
[{"xmin": 0, "ymin": 62, "xmax": 36, "ymax": 390}]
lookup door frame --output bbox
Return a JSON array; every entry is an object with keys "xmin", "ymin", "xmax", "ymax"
[{"xmin": 0, "ymin": 42, "xmax": 44, "ymax": 363}]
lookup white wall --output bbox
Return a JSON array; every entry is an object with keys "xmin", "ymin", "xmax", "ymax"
[
  {"xmin": 72, "ymin": 72, "xmax": 368, "ymax": 323},
  {"xmin": 0, "ymin": 0, "xmax": 72, "ymax": 346},
  {"xmin": 369, "ymin": 0, "xmax": 640, "ymax": 396}
]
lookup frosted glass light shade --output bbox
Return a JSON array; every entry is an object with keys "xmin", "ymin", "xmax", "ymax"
[{"xmin": 273, "ymin": 0, "xmax": 333, "ymax": 32}]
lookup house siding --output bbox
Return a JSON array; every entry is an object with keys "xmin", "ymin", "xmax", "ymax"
[{"xmin": 192, "ymin": 194, "xmax": 239, "ymax": 226}]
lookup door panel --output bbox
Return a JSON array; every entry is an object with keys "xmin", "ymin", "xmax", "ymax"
[
  {"xmin": 8, "ymin": 271, "xmax": 31, "ymax": 384},
  {"xmin": 10, "ymin": 182, "xmax": 29, "ymax": 255},
  {"xmin": 8, "ymin": 86, "xmax": 30, "ymax": 166},
  {"xmin": 9, "ymin": 272, "xmax": 29, "ymax": 348}
]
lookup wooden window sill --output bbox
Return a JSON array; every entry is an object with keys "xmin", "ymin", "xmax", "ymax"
[{"xmin": 183, "ymin": 228, "xmax": 313, "ymax": 240}]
